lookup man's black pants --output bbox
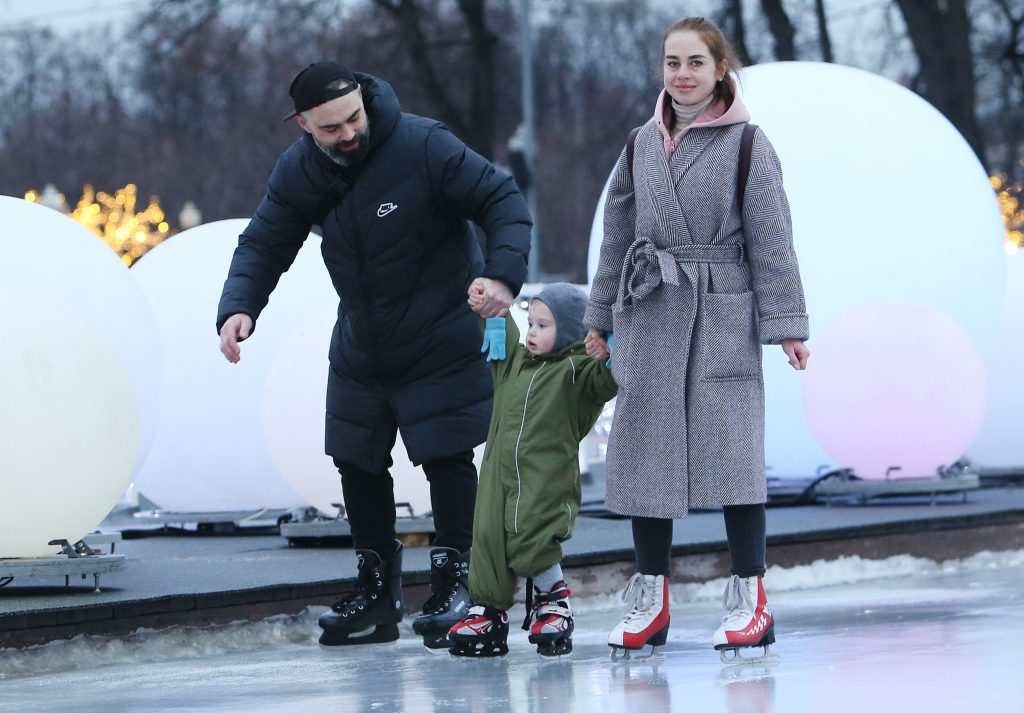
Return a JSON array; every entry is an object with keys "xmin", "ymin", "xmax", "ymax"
[{"xmin": 334, "ymin": 450, "xmax": 477, "ymax": 555}]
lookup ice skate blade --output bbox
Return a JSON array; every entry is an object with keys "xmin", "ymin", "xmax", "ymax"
[
  {"xmin": 534, "ymin": 640, "xmax": 573, "ymax": 658},
  {"xmin": 318, "ymin": 623, "xmax": 400, "ymax": 647},
  {"xmin": 421, "ymin": 632, "xmax": 452, "ymax": 650},
  {"xmin": 609, "ymin": 644, "xmax": 663, "ymax": 662},
  {"xmin": 448, "ymin": 639, "xmax": 509, "ymax": 658},
  {"xmin": 716, "ymin": 643, "xmax": 778, "ymax": 666},
  {"xmin": 448, "ymin": 646, "xmax": 508, "ymax": 658}
]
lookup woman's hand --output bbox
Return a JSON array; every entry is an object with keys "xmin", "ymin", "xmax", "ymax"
[
  {"xmin": 585, "ymin": 329, "xmax": 610, "ymax": 360},
  {"xmin": 782, "ymin": 339, "xmax": 810, "ymax": 370}
]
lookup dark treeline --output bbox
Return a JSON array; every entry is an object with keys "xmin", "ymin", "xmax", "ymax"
[{"xmin": 0, "ymin": 0, "xmax": 1020, "ymax": 280}]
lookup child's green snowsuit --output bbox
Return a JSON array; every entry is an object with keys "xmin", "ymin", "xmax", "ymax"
[{"xmin": 469, "ymin": 314, "xmax": 618, "ymax": 611}]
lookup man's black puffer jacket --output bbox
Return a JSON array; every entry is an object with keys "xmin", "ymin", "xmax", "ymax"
[{"xmin": 216, "ymin": 74, "xmax": 531, "ymax": 471}]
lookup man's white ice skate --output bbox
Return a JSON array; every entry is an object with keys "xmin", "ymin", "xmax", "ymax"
[
  {"xmin": 608, "ymin": 573, "xmax": 670, "ymax": 661},
  {"xmin": 713, "ymin": 574, "xmax": 780, "ymax": 665}
]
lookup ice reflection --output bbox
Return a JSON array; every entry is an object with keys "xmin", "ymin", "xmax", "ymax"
[
  {"xmin": 607, "ymin": 659, "xmax": 672, "ymax": 712},
  {"xmin": 2, "ymin": 559, "xmax": 1024, "ymax": 713}
]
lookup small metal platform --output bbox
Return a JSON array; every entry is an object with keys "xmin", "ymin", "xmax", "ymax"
[
  {"xmin": 82, "ymin": 531, "xmax": 123, "ymax": 554},
  {"xmin": 131, "ymin": 508, "xmax": 291, "ymax": 533},
  {"xmin": 815, "ymin": 473, "xmax": 980, "ymax": 505},
  {"xmin": 976, "ymin": 466, "xmax": 1024, "ymax": 487},
  {"xmin": 280, "ymin": 503, "xmax": 435, "ymax": 548},
  {"xmin": 0, "ymin": 539, "xmax": 126, "ymax": 593}
]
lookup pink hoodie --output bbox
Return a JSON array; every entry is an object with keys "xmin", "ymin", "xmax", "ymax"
[{"xmin": 654, "ymin": 88, "xmax": 752, "ymax": 159}]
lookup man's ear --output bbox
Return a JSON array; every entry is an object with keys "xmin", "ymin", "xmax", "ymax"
[{"xmin": 296, "ymin": 114, "xmax": 311, "ymax": 133}]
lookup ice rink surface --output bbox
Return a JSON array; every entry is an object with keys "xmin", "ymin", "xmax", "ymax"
[{"xmin": 2, "ymin": 552, "xmax": 1022, "ymax": 712}]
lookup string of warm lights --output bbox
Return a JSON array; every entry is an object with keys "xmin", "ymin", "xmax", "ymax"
[
  {"xmin": 991, "ymin": 174, "xmax": 1024, "ymax": 256},
  {"xmin": 24, "ymin": 184, "xmax": 170, "ymax": 266}
]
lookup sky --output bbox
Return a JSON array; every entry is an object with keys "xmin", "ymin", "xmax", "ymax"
[{"xmin": 0, "ymin": 0, "xmax": 149, "ymax": 35}]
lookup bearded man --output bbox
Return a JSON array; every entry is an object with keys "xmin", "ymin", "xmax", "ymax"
[{"xmin": 216, "ymin": 62, "xmax": 531, "ymax": 649}]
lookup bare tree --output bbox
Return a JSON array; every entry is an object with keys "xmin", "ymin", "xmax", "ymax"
[
  {"xmin": 976, "ymin": 0, "xmax": 1024, "ymax": 180},
  {"xmin": 893, "ymin": 0, "xmax": 986, "ymax": 164},
  {"xmin": 760, "ymin": 0, "xmax": 796, "ymax": 60},
  {"xmin": 814, "ymin": 0, "xmax": 834, "ymax": 63},
  {"xmin": 720, "ymin": 0, "xmax": 754, "ymax": 65},
  {"xmin": 370, "ymin": 0, "xmax": 499, "ymax": 157}
]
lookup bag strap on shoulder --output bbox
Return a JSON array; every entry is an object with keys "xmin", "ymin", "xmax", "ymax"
[
  {"xmin": 625, "ymin": 126, "xmax": 641, "ymax": 181},
  {"xmin": 625, "ymin": 122, "xmax": 756, "ymax": 200},
  {"xmin": 737, "ymin": 122, "xmax": 757, "ymax": 207}
]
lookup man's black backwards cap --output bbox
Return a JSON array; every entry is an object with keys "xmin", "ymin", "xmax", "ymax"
[{"xmin": 283, "ymin": 61, "xmax": 358, "ymax": 120}]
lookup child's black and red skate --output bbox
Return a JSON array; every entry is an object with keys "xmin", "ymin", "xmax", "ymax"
[
  {"xmin": 525, "ymin": 581, "xmax": 574, "ymax": 657},
  {"xmin": 448, "ymin": 605, "xmax": 510, "ymax": 657},
  {"xmin": 713, "ymin": 575, "xmax": 779, "ymax": 665},
  {"xmin": 411, "ymin": 547, "xmax": 471, "ymax": 650},
  {"xmin": 608, "ymin": 573, "xmax": 670, "ymax": 661}
]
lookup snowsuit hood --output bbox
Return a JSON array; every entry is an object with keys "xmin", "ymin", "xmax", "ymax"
[{"xmin": 533, "ymin": 282, "xmax": 588, "ymax": 352}]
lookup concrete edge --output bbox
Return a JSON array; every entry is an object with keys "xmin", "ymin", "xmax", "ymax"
[{"xmin": 3, "ymin": 513, "xmax": 1024, "ymax": 649}]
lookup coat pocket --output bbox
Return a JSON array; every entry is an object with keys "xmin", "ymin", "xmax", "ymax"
[{"xmin": 701, "ymin": 290, "xmax": 762, "ymax": 382}]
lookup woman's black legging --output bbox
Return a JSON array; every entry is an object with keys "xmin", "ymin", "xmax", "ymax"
[{"xmin": 632, "ymin": 503, "xmax": 767, "ymax": 578}]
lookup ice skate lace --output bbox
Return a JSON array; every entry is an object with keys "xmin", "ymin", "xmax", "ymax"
[
  {"xmin": 422, "ymin": 564, "xmax": 462, "ymax": 615},
  {"xmin": 721, "ymin": 575, "xmax": 755, "ymax": 627},
  {"xmin": 620, "ymin": 573, "xmax": 657, "ymax": 625},
  {"xmin": 331, "ymin": 569, "xmax": 383, "ymax": 616}
]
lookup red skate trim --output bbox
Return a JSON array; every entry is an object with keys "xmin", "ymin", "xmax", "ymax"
[
  {"xmin": 725, "ymin": 577, "xmax": 772, "ymax": 645},
  {"xmin": 724, "ymin": 610, "xmax": 773, "ymax": 644},
  {"xmin": 449, "ymin": 615, "xmax": 493, "ymax": 637},
  {"xmin": 530, "ymin": 608, "xmax": 570, "ymax": 636},
  {"xmin": 621, "ymin": 578, "xmax": 670, "ymax": 648}
]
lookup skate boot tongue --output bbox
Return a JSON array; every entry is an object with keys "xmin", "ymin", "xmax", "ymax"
[
  {"xmin": 356, "ymin": 548, "xmax": 384, "ymax": 571},
  {"xmin": 412, "ymin": 548, "xmax": 472, "ymax": 649},
  {"xmin": 721, "ymin": 575, "xmax": 755, "ymax": 627}
]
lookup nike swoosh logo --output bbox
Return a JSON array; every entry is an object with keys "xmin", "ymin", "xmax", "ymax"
[{"xmin": 377, "ymin": 203, "xmax": 398, "ymax": 217}]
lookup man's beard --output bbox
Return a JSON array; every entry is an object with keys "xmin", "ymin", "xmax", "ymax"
[{"xmin": 315, "ymin": 125, "xmax": 371, "ymax": 167}]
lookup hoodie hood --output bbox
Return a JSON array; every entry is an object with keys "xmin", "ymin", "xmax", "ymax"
[{"xmin": 654, "ymin": 85, "xmax": 752, "ymax": 158}]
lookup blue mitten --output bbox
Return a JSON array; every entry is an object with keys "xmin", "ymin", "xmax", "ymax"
[
  {"xmin": 481, "ymin": 318, "xmax": 507, "ymax": 361},
  {"xmin": 605, "ymin": 333, "xmax": 614, "ymax": 368}
]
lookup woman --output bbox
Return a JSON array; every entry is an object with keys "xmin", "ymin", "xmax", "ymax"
[{"xmin": 584, "ymin": 16, "xmax": 810, "ymax": 660}]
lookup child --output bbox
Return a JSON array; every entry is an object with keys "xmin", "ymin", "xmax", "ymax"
[{"xmin": 448, "ymin": 282, "xmax": 617, "ymax": 657}]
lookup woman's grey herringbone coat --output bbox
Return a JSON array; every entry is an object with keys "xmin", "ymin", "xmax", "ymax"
[{"xmin": 584, "ymin": 97, "xmax": 809, "ymax": 519}]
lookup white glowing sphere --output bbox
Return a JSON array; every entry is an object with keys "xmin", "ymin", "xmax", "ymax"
[
  {"xmin": 966, "ymin": 256, "xmax": 1024, "ymax": 468},
  {"xmin": 264, "ymin": 308, "xmax": 485, "ymax": 519},
  {"xmin": 130, "ymin": 220, "xmax": 332, "ymax": 512},
  {"xmin": 0, "ymin": 196, "xmax": 155, "ymax": 557},
  {"xmin": 587, "ymin": 62, "xmax": 1005, "ymax": 477},
  {"xmin": 802, "ymin": 301, "xmax": 986, "ymax": 479},
  {"xmin": 0, "ymin": 294, "xmax": 139, "ymax": 557},
  {"xmin": 0, "ymin": 197, "xmax": 159, "ymax": 478}
]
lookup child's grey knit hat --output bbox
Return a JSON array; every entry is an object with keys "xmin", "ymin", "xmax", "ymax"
[{"xmin": 533, "ymin": 282, "xmax": 588, "ymax": 352}]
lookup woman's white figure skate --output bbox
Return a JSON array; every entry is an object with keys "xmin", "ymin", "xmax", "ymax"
[
  {"xmin": 713, "ymin": 575, "xmax": 780, "ymax": 665},
  {"xmin": 608, "ymin": 573, "xmax": 670, "ymax": 661}
]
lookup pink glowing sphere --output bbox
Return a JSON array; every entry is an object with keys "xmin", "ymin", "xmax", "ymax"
[{"xmin": 802, "ymin": 300, "xmax": 986, "ymax": 479}]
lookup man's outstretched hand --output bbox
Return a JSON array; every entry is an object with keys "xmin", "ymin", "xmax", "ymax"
[{"xmin": 219, "ymin": 313, "xmax": 253, "ymax": 363}]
